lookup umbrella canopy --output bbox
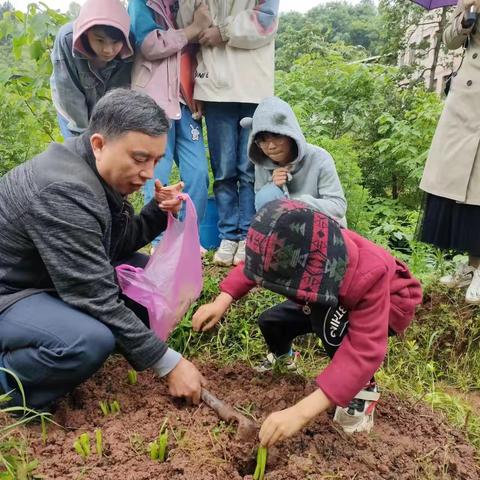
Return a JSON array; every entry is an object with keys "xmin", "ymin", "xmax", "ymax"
[{"xmin": 410, "ymin": 0, "xmax": 456, "ymax": 9}]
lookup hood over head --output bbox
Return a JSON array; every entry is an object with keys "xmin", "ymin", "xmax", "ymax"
[
  {"xmin": 244, "ymin": 198, "xmax": 348, "ymax": 306},
  {"xmin": 73, "ymin": 0, "xmax": 133, "ymax": 59},
  {"xmin": 240, "ymin": 96, "xmax": 307, "ymax": 170}
]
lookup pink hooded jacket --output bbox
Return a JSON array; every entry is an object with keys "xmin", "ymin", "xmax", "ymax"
[
  {"xmin": 50, "ymin": 0, "xmax": 133, "ymax": 134},
  {"xmin": 73, "ymin": 0, "xmax": 133, "ymax": 59}
]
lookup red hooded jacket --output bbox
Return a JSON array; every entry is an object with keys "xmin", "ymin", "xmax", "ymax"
[{"xmin": 220, "ymin": 228, "xmax": 422, "ymax": 407}]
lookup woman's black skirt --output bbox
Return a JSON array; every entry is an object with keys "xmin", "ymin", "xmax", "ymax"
[{"xmin": 419, "ymin": 193, "xmax": 480, "ymax": 257}]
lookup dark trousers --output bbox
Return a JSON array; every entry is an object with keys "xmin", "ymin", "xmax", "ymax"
[
  {"xmin": 258, "ymin": 300, "xmax": 349, "ymax": 359},
  {"xmin": 0, "ymin": 253, "xmax": 149, "ymax": 409}
]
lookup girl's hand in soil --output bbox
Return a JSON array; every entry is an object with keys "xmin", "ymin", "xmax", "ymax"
[
  {"xmin": 167, "ymin": 357, "xmax": 206, "ymax": 404},
  {"xmin": 154, "ymin": 180, "xmax": 185, "ymax": 214},
  {"xmin": 259, "ymin": 389, "xmax": 333, "ymax": 447},
  {"xmin": 192, "ymin": 292, "xmax": 233, "ymax": 332}
]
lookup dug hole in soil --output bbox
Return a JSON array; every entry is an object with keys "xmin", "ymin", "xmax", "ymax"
[{"xmin": 19, "ymin": 357, "xmax": 480, "ymax": 479}]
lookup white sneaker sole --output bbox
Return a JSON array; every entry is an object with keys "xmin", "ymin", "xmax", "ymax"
[
  {"xmin": 439, "ymin": 278, "xmax": 472, "ymax": 288},
  {"xmin": 213, "ymin": 256, "xmax": 233, "ymax": 266},
  {"xmin": 333, "ymin": 411, "xmax": 374, "ymax": 434},
  {"xmin": 465, "ymin": 295, "xmax": 480, "ymax": 305}
]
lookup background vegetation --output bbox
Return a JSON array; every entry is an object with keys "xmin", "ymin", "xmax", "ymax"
[{"xmin": 1, "ymin": 0, "xmax": 479, "ymax": 476}]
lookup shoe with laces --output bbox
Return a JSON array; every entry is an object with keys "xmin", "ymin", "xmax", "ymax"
[
  {"xmin": 213, "ymin": 239, "xmax": 238, "ymax": 266},
  {"xmin": 465, "ymin": 268, "xmax": 480, "ymax": 304},
  {"xmin": 439, "ymin": 263, "xmax": 475, "ymax": 288},
  {"xmin": 333, "ymin": 382, "xmax": 380, "ymax": 433},
  {"xmin": 233, "ymin": 240, "xmax": 246, "ymax": 266},
  {"xmin": 254, "ymin": 351, "xmax": 300, "ymax": 373}
]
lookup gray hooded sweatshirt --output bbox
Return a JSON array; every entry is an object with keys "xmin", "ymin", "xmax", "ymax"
[{"xmin": 242, "ymin": 96, "xmax": 347, "ymax": 226}]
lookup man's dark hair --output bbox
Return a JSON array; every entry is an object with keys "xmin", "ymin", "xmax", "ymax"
[{"xmin": 86, "ymin": 88, "xmax": 170, "ymax": 139}]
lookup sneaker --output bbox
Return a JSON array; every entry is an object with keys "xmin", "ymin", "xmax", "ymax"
[
  {"xmin": 465, "ymin": 268, "xmax": 480, "ymax": 304},
  {"xmin": 333, "ymin": 382, "xmax": 380, "ymax": 434},
  {"xmin": 213, "ymin": 239, "xmax": 238, "ymax": 266},
  {"xmin": 254, "ymin": 351, "xmax": 299, "ymax": 373},
  {"xmin": 200, "ymin": 246, "xmax": 208, "ymax": 257},
  {"xmin": 233, "ymin": 240, "xmax": 246, "ymax": 266},
  {"xmin": 439, "ymin": 263, "xmax": 475, "ymax": 288}
]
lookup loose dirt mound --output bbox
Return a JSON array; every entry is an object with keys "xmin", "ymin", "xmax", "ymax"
[{"xmin": 22, "ymin": 358, "xmax": 479, "ymax": 479}]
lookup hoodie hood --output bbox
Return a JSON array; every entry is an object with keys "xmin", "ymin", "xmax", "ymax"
[
  {"xmin": 244, "ymin": 198, "xmax": 347, "ymax": 306},
  {"xmin": 240, "ymin": 96, "xmax": 307, "ymax": 171},
  {"xmin": 73, "ymin": 0, "xmax": 133, "ymax": 60}
]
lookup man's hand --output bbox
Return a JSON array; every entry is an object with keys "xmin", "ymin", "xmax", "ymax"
[
  {"xmin": 259, "ymin": 389, "xmax": 333, "ymax": 447},
  {"xmin": 272, "ymin": 167, "xmax": 290, "ymax": 188},
  {"xmin": 192, "ymin": 293, "xmax": 233, "ymax": 332},
  {"xmin": 166, "ymin": 357, "xmax": 206, "ymax": 404},
  {"xmin": 154, "ymin": 180, "xmax": 184, "ymax": 214},
  {"xmin": 198, "ymin": 26, "xmax": 224, "ymax": 47}
]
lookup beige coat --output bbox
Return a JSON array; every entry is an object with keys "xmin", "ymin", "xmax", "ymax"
[
  {"xmin": 420, "ymin": 0, "xmax": 480, "ymax": 205},
  {"xmin": 177, "ymin": 0, "xmax": 278, "ymax": 104}
]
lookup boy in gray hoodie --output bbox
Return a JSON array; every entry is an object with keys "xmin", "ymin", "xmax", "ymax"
[{"xmin": 241, "ymin": 96, "xmax": 347, "ymax": 226}]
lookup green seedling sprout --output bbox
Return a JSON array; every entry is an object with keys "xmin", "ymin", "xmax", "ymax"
[
  {"xmin": 148, "ymin": 419, "xmax": 169, "ymax": 462},
  {"xmin": 253, "ymin": 446, "xmax": 267, "ymax": 480},
  {"xmin": 73, "ymin": 432, "xmax": 91, "ymax": 460},
  {"xmin": 127, "ymin": 369, "xmax": 138, "ymax": 385},
  {"xmin": 99, "ymin": 401, "xmax": 109, "ymax": 416},
  {"xmin": 95, "ymin": 429, "xmax": 103, "ymax": 458},
  {"xmin": 110, "ymin": 400, "xmax": 121, "ymax": 414},
  {"xmin": 99, "ymin": 400, "xmax": 121, "ymax": 415},
  {"xmin": 157, "ymin": 430, "xmax": 168, "ymax": 462}
]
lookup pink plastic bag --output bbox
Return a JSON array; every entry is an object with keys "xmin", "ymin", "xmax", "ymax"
[{"xmin": 116, "ymin": 194, "xmax": 203, "ymax": 340}]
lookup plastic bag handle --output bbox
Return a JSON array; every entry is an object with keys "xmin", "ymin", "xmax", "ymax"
[{"xmin": 167, "ymin": 193, "xmax": 198, "ymax": 230}]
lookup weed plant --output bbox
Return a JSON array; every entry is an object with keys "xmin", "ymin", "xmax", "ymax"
[{"xmin": 0, "ymin": 369, "xmax": 51, "ymax": 478}]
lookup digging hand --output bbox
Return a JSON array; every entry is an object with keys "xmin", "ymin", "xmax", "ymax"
[
  {"xmin": 192, "ymin": 292, "xmax": 233, "ymax": 332},
  {"xmin": 167, "ymin": 358, "xmax": 206, "ymax": 404},
  {"xmin": 259, "ymin": 389, "xmax": 333, "ymax": 447}
]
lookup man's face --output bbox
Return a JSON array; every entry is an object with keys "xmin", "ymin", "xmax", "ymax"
[
  {"xmin": 86, "ymin": 27, "xmax": 124, "ymax": 63},
  {"xmin": 91, "ymin": 131, "xmax": 167, "ymax": 195}
]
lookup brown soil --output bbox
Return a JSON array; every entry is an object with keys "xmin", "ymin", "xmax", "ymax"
[{"xmin": 18, "ymin": 357, "xmax": 480, "ymax": 479}]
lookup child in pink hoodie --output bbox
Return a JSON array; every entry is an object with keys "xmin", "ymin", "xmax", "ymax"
[
  {"xmin": 192, "ymin": 198, "xmax": 422, "ymax": 446},
  {"xmin": 50, "ymin": 0, "xmax": 134, "ymax": 138}
]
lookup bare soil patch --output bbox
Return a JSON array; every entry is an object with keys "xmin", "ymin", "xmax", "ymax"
[{"xmin": 14, "ymin": 357, "xmax": 480, "ymax": 479}]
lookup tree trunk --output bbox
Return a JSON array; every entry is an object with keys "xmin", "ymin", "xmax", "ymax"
[{"xmin": 428, "ymin": 7, "xmax": 448, "ymax": 92}]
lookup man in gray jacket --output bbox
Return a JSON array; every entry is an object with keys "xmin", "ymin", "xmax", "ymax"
[{"xmin": 0, "ymin": 89, "xmax": 204, "ymax": 411}]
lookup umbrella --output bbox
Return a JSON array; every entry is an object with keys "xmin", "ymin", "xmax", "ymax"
[
  {"xmin": 409, "ymin": 0, "xmax": 476, "ymax": 28},
  {"xmin": 409, "ymin": 0, "xmax": 456, "ymax": 10}
]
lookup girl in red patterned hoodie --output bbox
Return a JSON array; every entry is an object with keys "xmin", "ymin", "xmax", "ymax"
[{"xmin": 192, "ymin": 198, "xmax": 422, "ymax": 447}]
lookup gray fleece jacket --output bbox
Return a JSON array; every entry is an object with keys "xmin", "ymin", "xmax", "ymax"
[
  {"xmin": 0, "ymin": 136, "xmax": 171, "ymax": 371},
  {"xmin": 242, "ymin": 96, "xmax": 347, "ymax": 225}
]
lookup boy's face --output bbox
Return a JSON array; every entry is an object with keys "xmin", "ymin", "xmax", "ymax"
[
  {"xmin": 91, "ymin": 131, "xmax": 167, "ymax": 195},
  {"xmin": 86, "ymin": 27, "xmax": 123, "ymax": 62},
  {"xmin": 255, "ymin": 133, "xmax": 295, "ymax": 166}
]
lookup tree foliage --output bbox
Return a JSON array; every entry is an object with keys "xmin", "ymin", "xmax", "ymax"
[{"xmin": 0, "ymin": 3, "xmax": 68, "ymax": 175}]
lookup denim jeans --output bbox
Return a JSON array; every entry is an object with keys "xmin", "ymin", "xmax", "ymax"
[
  {"xmin": 204, "ymin": 102, "xmax": 257, "ymax": 241},
  {"xmin": 144, "ymin": 104, "xmax": 209, "ymax": 247},
  {"xmin": 255, "ymin": 184, "xmax": 286, "ymax": 212},
  {"xmin": 0, "ymin": 253, "xmax": 149, "ymax": 409},
  {"xmin": 57, "ymin": 112, "xmax": 75, "ymax": 139}
]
